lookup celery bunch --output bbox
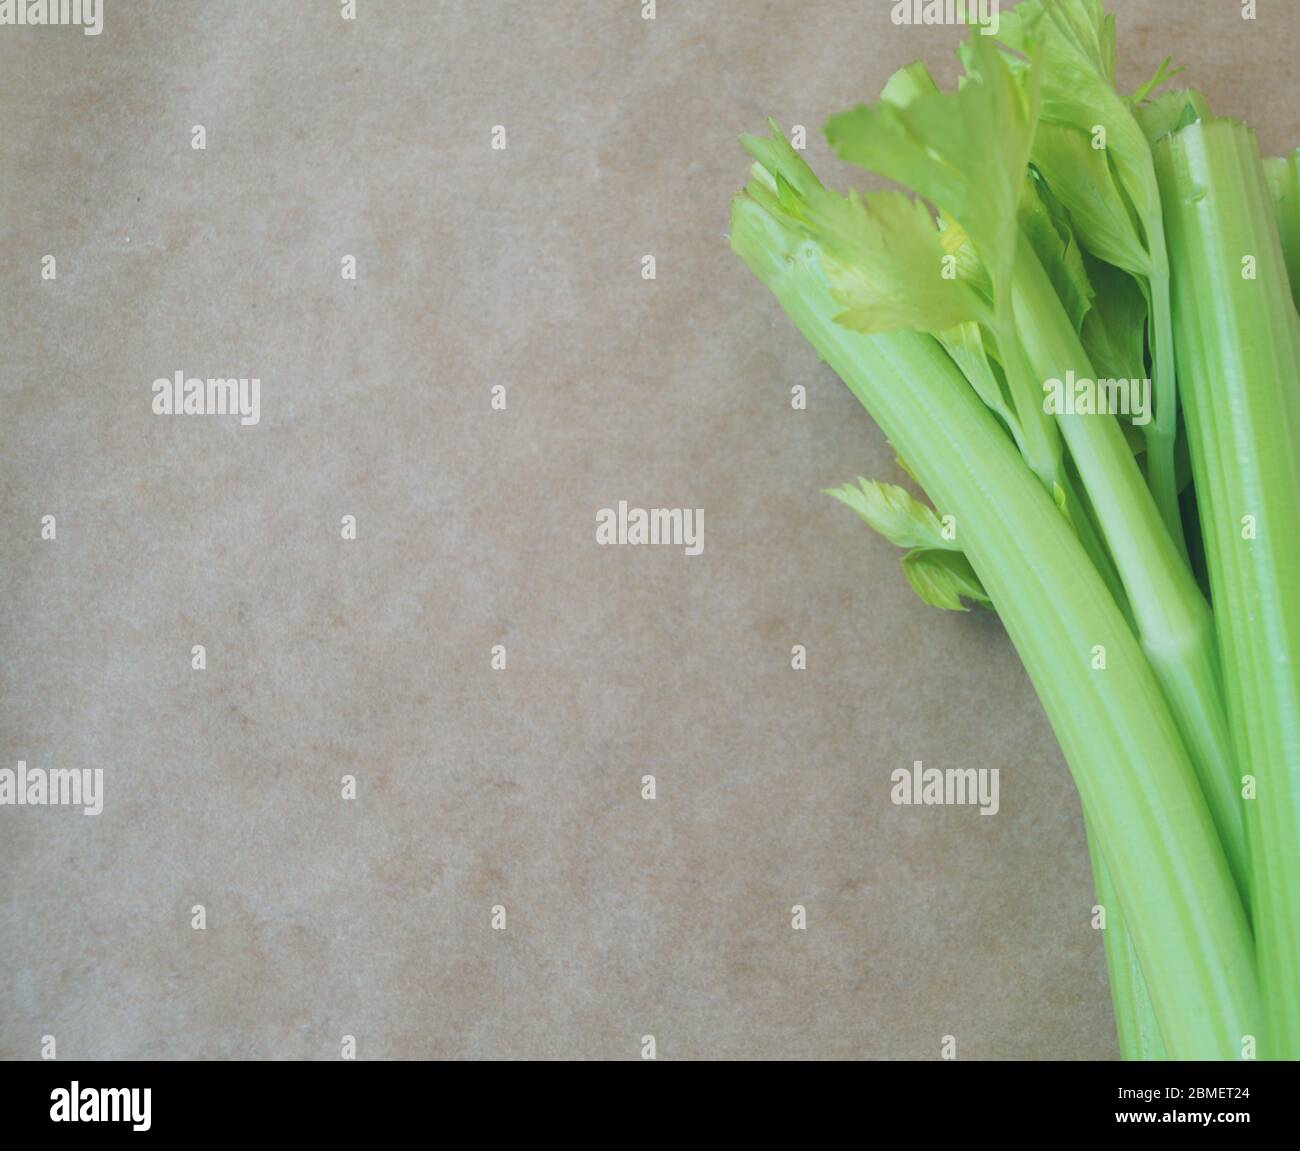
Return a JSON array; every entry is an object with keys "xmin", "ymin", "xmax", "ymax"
[{"xmin": 731, "ymin": 0, "xmax": 1300, "ymax": 1060}]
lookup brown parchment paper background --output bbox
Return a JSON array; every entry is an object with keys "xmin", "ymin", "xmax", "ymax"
[{"xmin": 1, "ymin": 0, "xmax": 1295, "ymax": 1061}]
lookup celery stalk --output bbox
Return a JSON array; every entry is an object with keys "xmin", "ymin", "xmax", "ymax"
[
  {"xmin": 1264, "ymin": 150, "xmax": 1300, "ymax": 306},
  {"xmin": 1144, "ymin": 255, "xmax": 1185, "ymax": 556},
  {"xmin": 1011, "ymin": 238, "xmax": 1250, "ymax": 903},
  {"xmin": 992, "ymin": 0, "xmax": 1188, "ymax": 555},
  {"xmin": 1154, "ymin": 118, "xmax": 1300, "ymax": 1059},
  {"xmin": 731, "ymin": 190, "xmax": 1260, "ymax": 1058},
  {"xmin": 1085, "ymin": 819, "xmax": 1167, "ymax": 1060}
]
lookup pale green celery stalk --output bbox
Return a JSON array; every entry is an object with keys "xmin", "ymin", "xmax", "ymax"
[
  {"xmin": 1085, "ymin": 819, "xmax": 1166, "ymax": 1060},
  {"xmin": 1143, "ymin": 242, "xmax": 1182, "ymax": 550},
  {"xmin": 1132, "ymin": 190, "xmax": 1182, "ymax": 562},
  {"xmin": 731, "ymin": 191, "xmax": 1260, "ymax": 1058},
  {"xmin": 1264, "ymin": 150, "xmax": 1300, "ymax": 306},
  {"xmin": 1012, "ymin": 237, "xmax": 1250, "ymax": 906},
  {"xmin": 1154, "ymin": 118, "xmax": 1300, "ymax": 1060},
  {"xmin": 992, "ymin": 0, "xmax": 1186, "ymax": 555},
  {"xmin": 994, "ymin": 275, "xmax": 1066, "ymax": 509}
]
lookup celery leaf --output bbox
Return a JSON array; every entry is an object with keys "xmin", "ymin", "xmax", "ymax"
[
  {"xmin": 825, "ymin": 478, "xmax": 954, "ymax": 551},
  {"xmin": 902, "ymin": 550, "xmax": 992, "ymax": 612}
]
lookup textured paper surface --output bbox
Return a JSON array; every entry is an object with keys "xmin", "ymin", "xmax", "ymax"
[{"xmin": 1, "ymin": 0, "xmax": 1295, "ymax": 1061}]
